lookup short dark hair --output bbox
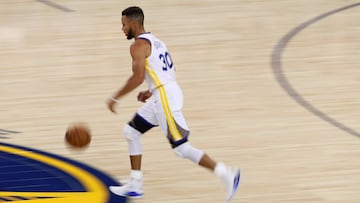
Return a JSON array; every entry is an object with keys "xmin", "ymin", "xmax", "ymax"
[{"xmin": 122, "ymin": 6, "xmax": 144, "ymax": 25}]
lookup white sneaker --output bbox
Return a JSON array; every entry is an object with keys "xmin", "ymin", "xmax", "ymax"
[
  {"xmin": 109, "ymin": 170, "xmax": 144, "ymax": 198},
  {"xmin": 109, "ymin": 184, "xmax": 144, "ymax": 198},
  {"xmin": 224, "ymin": 168, "xmax": 240, "ymax": 202},
  {"xmin": 215, "ymin": 163, "xmax": 241, "ymax": 202}
]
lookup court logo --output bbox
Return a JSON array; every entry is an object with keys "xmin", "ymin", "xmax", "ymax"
[{"xmin": 0, "ymin": 142, "xmax": 127, "ymax": 203}]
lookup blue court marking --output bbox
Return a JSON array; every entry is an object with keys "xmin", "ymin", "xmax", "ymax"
[
  {"xmin": 0, "ymin": 151, "xmax": 85, "ymax": 192},
  {"xmin": 0, "ymin": 142, "xmax": 127, "ymax": 203}
]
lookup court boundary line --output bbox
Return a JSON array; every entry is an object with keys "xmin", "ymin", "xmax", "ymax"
[
  {"xmin": 271, "ymin": 2, "xmax": 360, "ymax": 138},
  {"xmin": 35, "ymin": 0, "xmax": 75, "ymax": 12}
]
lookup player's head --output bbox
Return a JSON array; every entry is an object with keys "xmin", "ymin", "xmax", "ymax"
[{"xmin": 121, "ymin": 6, "xmax": 144, "ymax": 40}]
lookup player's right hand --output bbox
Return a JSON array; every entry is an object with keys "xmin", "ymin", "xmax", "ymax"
[{"xmin": 107, "ymin": 98, "xmax": 117, "ymax": 113}]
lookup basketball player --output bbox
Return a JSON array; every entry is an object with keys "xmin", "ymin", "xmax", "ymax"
[{"xmin": 107, "ymin": 6, "xmax": 240, "ymax": 202}]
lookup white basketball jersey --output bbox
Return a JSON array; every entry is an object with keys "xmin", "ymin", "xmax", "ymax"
[{"xmin": 137, "ymin": 33, "xmax": 176, "ymax": 92}]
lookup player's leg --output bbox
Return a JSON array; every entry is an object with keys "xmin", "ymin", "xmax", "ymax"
[
  {"xmin": 110, "ymin": 101, "xmax": 158, "ymax": 198},
  {"xmin": 125, "ymin": 112, "xmax": 157, "ymax": 170},
  {"xmin": 164, "ymin": 111, "xmax": 241, "ymax": 202},
  {"xmin": 156, "ymin": 84, "xmax": 241, "ymax": 202}
]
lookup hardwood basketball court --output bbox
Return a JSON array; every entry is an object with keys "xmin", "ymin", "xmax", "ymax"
[{"xmin": 1, "ymin": 1, "xmax": 359, "ymax": 202}]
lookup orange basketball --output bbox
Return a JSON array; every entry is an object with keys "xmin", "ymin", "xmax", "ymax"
[{"xmin": 65, "ymin": 123, "xmax": 91, "ymax": 149}]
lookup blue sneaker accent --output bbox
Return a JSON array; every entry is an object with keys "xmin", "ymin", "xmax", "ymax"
[
  {"xmin": 233, "ymin": 170, "xmax": 240, "ymax": 192},
  {"xmin": 227, "ymin": 169, "xmax": 240, "ymax": 202},
  {"xmin": 126, "ymin": 191, "xmax": 143, "ymax": 198}
]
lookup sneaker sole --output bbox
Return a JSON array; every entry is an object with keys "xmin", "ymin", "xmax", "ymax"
[{"xmin": 109, "ymin": 186, "xmax": 144, "ymax": 199}]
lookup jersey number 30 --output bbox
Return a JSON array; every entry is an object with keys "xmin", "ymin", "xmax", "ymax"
[{"xmin": 159, "ymin": 51, "xmax": 173, "ymax": 71}]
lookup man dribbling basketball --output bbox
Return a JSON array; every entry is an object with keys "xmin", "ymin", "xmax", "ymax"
[{"xmin": 107, "ymin": 6, "xmax": 240, "ymax": 202}]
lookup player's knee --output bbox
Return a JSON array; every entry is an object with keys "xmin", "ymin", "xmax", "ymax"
[
  {"xmin": 173, "ymin": 142, "xmax": 204, "ymax": 163},
  {"xmin": 123, "ymin": 124, "xmax": 141, "ymax": 141},
  {"xmin": 123, "ymin": 124, "xmax": 143, "ymax": 155}
]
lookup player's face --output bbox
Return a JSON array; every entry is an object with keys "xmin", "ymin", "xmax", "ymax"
[{"xmin": 121, "ymin": 16, "xmax": 135, "ymax": 40}]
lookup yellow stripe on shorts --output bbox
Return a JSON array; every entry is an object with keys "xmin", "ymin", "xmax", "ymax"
[{"xmin": 145, "ymin": 60, "xmax": 182, "ymax": 141}]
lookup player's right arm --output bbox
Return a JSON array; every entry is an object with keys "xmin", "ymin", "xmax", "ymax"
[{"xmin": 107, "ymin": 39, "xmax": 150, "ymax": 113}]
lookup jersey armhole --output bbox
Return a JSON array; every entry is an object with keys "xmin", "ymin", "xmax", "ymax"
[{"xmin": 137, "ymin": 37, "xmax": 152, "ymax": 58}]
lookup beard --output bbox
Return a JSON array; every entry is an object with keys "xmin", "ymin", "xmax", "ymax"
[{"xmin": 126, "ymin": 28, "xmax": 135, "ymax": 40}]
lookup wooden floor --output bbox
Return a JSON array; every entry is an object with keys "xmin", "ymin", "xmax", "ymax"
[{"xmin": 1, "ymin": 0, "xmax": 360, "ymax": 202}]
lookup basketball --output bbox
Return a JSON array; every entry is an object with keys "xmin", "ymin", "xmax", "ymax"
[{"xmin": 65, "ymin": 123, "xmax": 91, "ymax": 149}]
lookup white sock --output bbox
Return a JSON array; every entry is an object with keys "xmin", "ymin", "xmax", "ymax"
[
  {"xmin": 214, "ymin": 162, "xmax": 227, "ymax": 178},
  {"xmin": 128, "ymin": 170, "xmax": 143, "ymax": 191},
  {"xmin": 130, "ymin": 170, "xmax": 143, "ymax": 180}
]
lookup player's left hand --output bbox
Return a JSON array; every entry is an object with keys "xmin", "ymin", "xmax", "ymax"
[{"xmin": 137, "ymin": 90, "xmax": 152, "ymax": 103}]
